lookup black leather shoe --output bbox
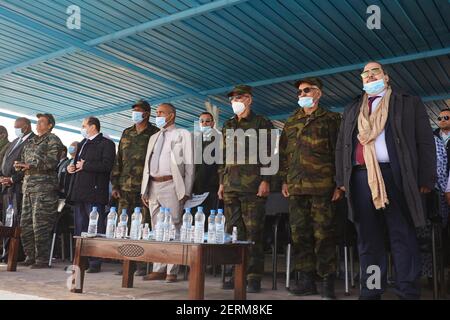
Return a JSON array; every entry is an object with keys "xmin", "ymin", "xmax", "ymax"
[
  {"xmin": 247, "ymin": 279, "xmax": 261, "ymax": 293},
  {"xmin": 321, "ymin": 274, "xmax": 336, "ymax": 300},
  {"xmin": 289, "ymin": 272, "xmax": 318, "ymax": 296},
  {"xmin": 18, "ymin": 257, "xmax": 35, "ymax": 267}
]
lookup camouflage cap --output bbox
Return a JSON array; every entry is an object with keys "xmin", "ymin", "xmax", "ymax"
[
  {"xmin": 226, "ymin": 84, "xmax": 253, "ymax": 98},
  {"xmin": 131, "ymin": 99, "xmax": 151, "ymax": 112},
  {"xmin": 36, "ymin": 113, "xmax": 55, "ymax": 128}
]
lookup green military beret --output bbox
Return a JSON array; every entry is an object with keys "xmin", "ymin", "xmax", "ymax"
[
  {"xmin": 131, "ymin": 99, "xmax": 151, "ymax": 112},
  {"xmin": 227, "ymin": 84, "xmax": 253, "ymax": 98}
]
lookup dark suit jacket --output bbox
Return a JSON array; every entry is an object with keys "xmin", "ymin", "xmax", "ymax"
[
  {"xmin": 1, "ymin": 133, "xmax": 35, "ymax": 194},
  {"xmin": 336, "ymin": 90, "xmax": 436, "ymax": 228},
  {"xmin": 67, "ymin": 133, "xmax": 116, "ymax": 205}
]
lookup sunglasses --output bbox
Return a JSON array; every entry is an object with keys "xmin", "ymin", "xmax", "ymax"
[
  {"xmin": 438, "ymin": 116, "xmax": 450, "ymax": 121},
  {"xmin": 297, "ymin": 87, "xmax": 318, "ymax": 96},
  {"xmin": 228, "ymin": 94, "xmax": 250, "ymax": 102},
  {"xmin": 361, "ymin": 67, "xmax": 383, "ymax": 79}
]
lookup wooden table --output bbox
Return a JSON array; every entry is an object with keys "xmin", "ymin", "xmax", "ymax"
[
  {"xmin": 0, "ymin": 226, "xmax": 20, "ymax": 271},
  {"xmin": 69, "ymin": 236, "xmax": 251, "ymax": 300}
]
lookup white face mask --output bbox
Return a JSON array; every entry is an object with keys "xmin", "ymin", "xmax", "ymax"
[
  {"xmin": 15, "ymin": 128, "xmax": 24, "ymax": 138},
  {"xmin": 232, "ymin": 102, "xmax": 246, "ymax": 115},
  {"xmin": 363, "ymin": 78, "xmax": 385, "ymax": 95},
  {"xmin": 155, "ymin": 116, "xmax": 167, "ymax": 129},
  {"xmin": 131, "ymin": 111, "xmax": 144, "ymax": 124},
  {"xmin": 298, "ymin": 97, "xmax": 315, "ymax": 108},
  {"xmin": 81, "ymin": 128, "xmax": 89, "ymax": 139}
]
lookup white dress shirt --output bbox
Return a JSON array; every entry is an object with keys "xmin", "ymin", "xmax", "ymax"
[
  {"xmin": 370, "ymin": 90, "xmax": 390, "ymax": 163},
  {"xmin": 150, "ymin": 124, "xmax": 177, "ymax": 177}
]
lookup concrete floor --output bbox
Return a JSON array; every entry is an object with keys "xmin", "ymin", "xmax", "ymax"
[{"xmin": 0, "ymin": 258, "xmax": 444, "ymax": 300}]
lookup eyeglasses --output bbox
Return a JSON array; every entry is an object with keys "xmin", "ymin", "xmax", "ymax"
[
  {"xmin": 200, "ymin": 119, "xmax": 213, "ymax": 123},
  {"xmin": 297, "ymin": 87, "xmax": 318, "ymax": 96},
  {"xmin": 438, "ymin": 116, "xmax": 450, "ymax": 121},
  {"xmin": 360, "ymin": 67, "xmax": 383, "ymax": 79}
]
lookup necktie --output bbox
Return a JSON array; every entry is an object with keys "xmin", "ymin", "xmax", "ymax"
[
  {"xmin": 355, "ymin": 96, "xmax": 380, "ymax": 165},
  {"xmin": 7, "ymin": 138, "xmax": 23, "ymax": 157},
  {"xmin": 150, "ymin": 130, "xmax": 166, "ymax": 174}
]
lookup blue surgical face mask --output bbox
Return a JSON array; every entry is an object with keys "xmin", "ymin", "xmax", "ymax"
[
  {"xmin": 81, "ymin": 128, "xmax": 88, "ymax": 139},
  {"xmin": 200, "ymin": 125, "xmax": 211, "ymax": 133},
  {"xmin": 363, "ymin": 78, "xmax": 385, "ymax": 95},
  {"xmin": 155, "ymin": 116, "xmax": 166, "ymax": 129},
  {"xmin": 68, "ymin": 146, "xmax": 76, "ymax": 154},
  {"xmin": 15, "ymin": 128, "xmax": 24, "ymax": 138},
  {"xmin": 298, "ymin": 97, "xmax": 315, "ymax": 108},
  {"xmin": 131, "ymin": 111, "xmax": 144, "ymax": 124}
]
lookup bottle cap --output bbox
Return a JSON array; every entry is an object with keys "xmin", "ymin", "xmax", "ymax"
[
  {"xmin": 122, "ymin": 209, "xmax": 127, "ymax": 215},
  {"xmin": 134, "ymin": 207, "xmax": 141, "ymax": 213},
  {"xmin": 110, "ymin": 207, "xmax": 117, "ymax": 212}
]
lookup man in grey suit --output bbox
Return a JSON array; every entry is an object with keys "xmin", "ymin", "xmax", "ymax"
[{"xmin": 0, "ymin": 117, "xmax": 34, "ymax": 262}]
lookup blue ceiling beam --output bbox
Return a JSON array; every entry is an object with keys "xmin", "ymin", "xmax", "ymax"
[
  {"xmin": 0, "ymin": 4, "xmax": 237, "ymax": 112},
  {"xmin": 0, "ymin": 0, "xmax": 250, "ymax": 76},
  {"xmin": 55, "ymin": 46, "xmax": 450, "ymax": 122},
  {"xmin": 202, "ymin": 47, "xmax": 450, "ymax": 95},
  {"xmin": 58, "ymin": 94, "xmax": 193, "ymax": 122},
  {"xmin": 0, "ymin": 110, "xmax": 118, "ymax": 142},
  {"xmin": 0, "ymin": 7, "xmax": 204, "ymax": 100},
  {"xmin": 268, "ymin": 94, "xmax": 450, "ymax": 121}
]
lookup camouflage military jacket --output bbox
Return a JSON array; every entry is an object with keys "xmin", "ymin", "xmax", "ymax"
[
  {"xmin": 21, "ymin": 132, "xmax": 63, "ymax": 193},
  {"xmin": 279, "ymin": 107, "xmax": 341, "ymax": 196},
  {"xmin": 219, "ymin": 110, "xmax": 275, "ymax": 193},
  {"xmin": 111, "ymin": 123, "xmax": 159, "ymax": 193}
]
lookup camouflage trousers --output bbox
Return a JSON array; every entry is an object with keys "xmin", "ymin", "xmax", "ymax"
[
  {"xmin": 117, "ymin": 190, "xmax": 150, "ymax": 228},
  {"xmin": 20, "ymin": 191, "xmax": 58, "ymax": 264},
  {"xmin": 224, "ymin": 192, "xmax": 266, "ymax": 280},
  {"xmin": 289, "ymin": 195, "xmax": 336, "ymax": 277}
]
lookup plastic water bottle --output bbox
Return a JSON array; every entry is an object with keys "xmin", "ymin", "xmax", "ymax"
[
  {"xmin": 207, "ymin": 210, "xmax": 216, "ymax": 244},
  {"xmin": 169, "ymin": 216, "xmax": 176, "ymax": 240},
  {"xmin": 155, "ymin": 207, "xmax": 165, "ymax": 241},
  {"xmin": 130, "ymin": 207, "xmax": 143, "ymax": 240},
  {"xmin": 87, "ymin": 206, "xmax": 99, "ymax": 236},
  {"xmin": 116, "ymin": 209, "xmax": 128, "ymax": 239},
  {"xmin": 194, "ymin": 206, "xmax": 205, "ymax": 243},
  {"xmin": 180, "ymin": 208, "xmax": 193, "ymax": 242},
  {"xmin": 105, "ymin": 207, "xmax": 117, "ymax": 239},
  {"xmin": 142, "ymin": 223, "xmax": 150, "ymax": 240},
  {"xmin": 162, "ymin": 208, "xmax": 171, "ymax": 242},
  {"xmin": 232, "ymin": 226, "xmax": 238, "ymax": 243},
  {"xmin": 5, "ymin": 204, "xmax": 14, "ymax": 227},
  {"xmin": 215, "ymin": 209, "xmax": 226, "ymax": 244}
]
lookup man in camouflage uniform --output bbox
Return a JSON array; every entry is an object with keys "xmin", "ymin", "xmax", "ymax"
[
  {"xmin": 17, "ymin": 113, "xmax": 63, "ymax": 268},
  {"xmin": 218, "ymin": 85, "xmax": 275, "ymax": 293},
  {"xmin": 111, "ymin": 99, "xmax": 158, "ymax": 276},
  {"xmin": 279, "ymin": 78, "xmax": 342, "ymax": 299}
]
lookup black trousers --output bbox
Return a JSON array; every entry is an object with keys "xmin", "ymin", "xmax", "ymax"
[
  {"xmin": 73, "ymin": 202, "xmax": 106, "ymax": 268},
  {"xmin": 351, "ymin": 165, "xmax": 422, "ymax": 299},
  {"xmin": 1, "ymin": 190, "xmax": 25, "ymax": 261}
]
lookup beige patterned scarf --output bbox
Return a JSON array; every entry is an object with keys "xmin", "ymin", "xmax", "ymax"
[{"xmin": 357, "ymin": 87, "xmax": 392, "ymax": 209}]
